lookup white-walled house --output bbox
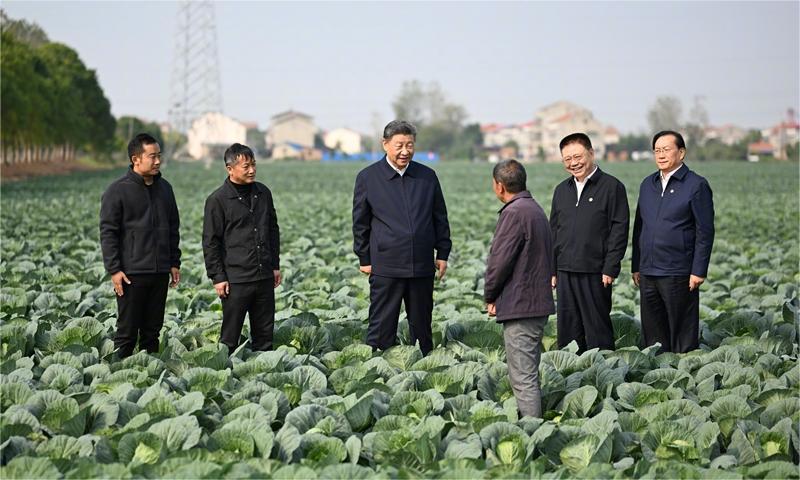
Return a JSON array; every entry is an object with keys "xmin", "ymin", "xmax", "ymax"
[
  {"xmin": 323, "ymin": 128, "xmax": 362, "ymax": 155},
  {"xmin": 187, "ymin": 112, "xmax": 247, "ymax": 160}
]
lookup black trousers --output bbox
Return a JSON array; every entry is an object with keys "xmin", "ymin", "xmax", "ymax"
[
  {"xmin": 639, "ymin": 274, "xmax": 699, "ymax": 353},
  {"xmin": 367, "ymin": 275, "xmax": 434, "ymax": 355},
  {"xmin": 221, "ymin": 279, "xmax": 275, "ymax": 352},
  {"xmin": 556, "ymin": 271, "xmax": 614, "ymax": 352},
  {"xmin": 115, "ymin": 273, "xmax": 169, "ymax": 358}
]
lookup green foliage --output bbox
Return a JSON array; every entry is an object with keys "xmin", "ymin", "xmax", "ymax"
[{"xmin": 0, "ymin": 161, "xmax": 797, "ymax": 477}]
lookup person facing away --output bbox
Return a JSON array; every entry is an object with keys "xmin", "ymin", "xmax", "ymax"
[
  {"xmin": 352, "ymin": 120, "xmax": 451, "ymax": 356},
  {"xmin": 485, "ymin": 159, "xmax": 555, "ymax": 418},
  {"xmin": 632, "ymin": 130, "xmax": 715, "ymax": 353},
  {"xmin": 202, "ymin": 143, "xmax": 282, "ymax": 353},
  {"xmin": 99, "ymin": 133, "xmax": 181, "ymax": 359},
  {"xmin": 549, "ymin": 132, "xmax": 630, "ymax": 353}
]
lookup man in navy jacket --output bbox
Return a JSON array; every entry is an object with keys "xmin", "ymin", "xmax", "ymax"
[
  {"xmin": 632, "ymin": 130, "xmax": 715, "ymax": 353},
  {"xmin": 352, "ymin": 120, "xmax": 451, "ymax": 355}
]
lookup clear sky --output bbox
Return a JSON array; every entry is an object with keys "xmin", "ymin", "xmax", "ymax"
[{"xmin": 4, "ymin": 1, "xmax": 799, "ymax": 134}]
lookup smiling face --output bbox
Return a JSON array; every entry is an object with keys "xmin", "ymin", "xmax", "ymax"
[
  {"xmin": 653, "ymin": 134, "xmax": 686, "ymax": 173},
  {"xmin": 560, "ymin": 142, "xmax": 595, "ymax": 182},
  {"xmin": 383, "ymin": 134, "xmax": 415, "ymax": 170},
  {"xmin": 226, "ymin": 154, "xmax": 256, "ymax": 184}
]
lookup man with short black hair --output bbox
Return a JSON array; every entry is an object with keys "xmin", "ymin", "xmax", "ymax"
[
  {"xmin": 632, "ymin": 130, "xmax": 714, "ymax": 353},
  {"xmin": 203, "ymin": 143, "xmax": 281, "ymax": 352},
  {"xmin": 100, "ymin": 133, "xmax": 181, "ymax": 358},
  {"xmin": 485, "ymin": 159, "xmax": 554, "ymax": 418},
  {"xmin": 550, "ymin": 132, "xmax": 629, "ymax": 352},
  {"xmin": 352, "ymin": 120, "xmax": 451, "ymax": 355}
]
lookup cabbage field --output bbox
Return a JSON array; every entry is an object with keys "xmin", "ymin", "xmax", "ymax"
[{"xmin": 1, "ymin": 161, "xmax": 798, "ymax": 479}]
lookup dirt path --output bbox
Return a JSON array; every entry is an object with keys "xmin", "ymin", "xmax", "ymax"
[{"xmin": 1, "ymin": 161, "xmax": 117, "ymax": 182}]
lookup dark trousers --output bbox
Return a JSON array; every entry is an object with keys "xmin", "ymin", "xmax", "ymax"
[
  {"xmin": 367, "ymin": 275, "xmax": 434, "ymax": 355},
  {"xmin": 115, "ymin": 273, "xmax": 169, "ymax": 358},
  {"xmin": 221, "ymin": 279, "xmax": 275, "ymax": 352},
  {"xmin": 556, "ymin": 271, "xmax": 614, "ymax": 352},
  {"xmin": 639, "ymin": 274, "xmax": 699, "ymax": 353}
]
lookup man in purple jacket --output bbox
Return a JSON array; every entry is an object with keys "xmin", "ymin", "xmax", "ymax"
[
  {"xmin": 632, "ymin": 130, "xmax": 715, "ymax": 353},
  {"xmin": 485, "ymin": 159, "xmax": 555, "ymax": 418}
]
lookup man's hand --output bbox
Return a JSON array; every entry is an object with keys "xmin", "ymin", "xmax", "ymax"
[
  {"xmin": 602, "ymin": 274, "xmax": 615, "ymax": 287},
  {"xmin": 436, "ymin": 260, "xmax": 448, "ymax": 280},
  {"xmin": 273, "ymin": 270, "xmax": 282, "ymax": 288},
  {"xmin": 689, "ymin": 274, "xmax": 705, "ymax": 291},
  {"xmin": 111, "ymin": 271, "xmax": 131, "ymax": 297},
  {"xmin": 359, "ymin": 265, "xmax": 372, "ymax": 275},
  {"xmin": 214, "ymin": 281, "xmax": 230, "ymax": 299},
  {"xmin": 487, "ymin": 303, "xmax": 496, "ymax": 317},
  {"xmin": 551, "ymin": 275, "xmax": 557, "ymax": 289},
  {"xmin": 170, "ymin": 267, "xmax": 180, "ymax": 288},
  {"xmin": 632, "ymin": 272, "xmax": 640, "ymax": 287}
]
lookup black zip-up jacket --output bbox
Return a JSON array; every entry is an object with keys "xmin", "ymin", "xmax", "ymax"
[
  {"xmin": 352, "ymin": 158, "xmax": 451, "ymax": 278},
  {"xmin": 484, "ymin": 191, "xmax": 555, "ymax": 322},
  {"xmin": 549, "ymin": 168, "xmax": 629, "ymax": 278},
  {"xmin": 99, "ymin": 169, "xmax": 181, "ymax": 275},
  {"xmin": 202, "ymin": 179, "xmax": 280, "ymax": 284}
]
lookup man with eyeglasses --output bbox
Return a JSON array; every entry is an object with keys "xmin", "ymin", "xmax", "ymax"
[
  {"xmin": 632, "ymin": 130, "xmax": 715, "ymax": 353},
  {"xmin": 549, "ymin": 133, "xmax": 629, "ymax": 353}
]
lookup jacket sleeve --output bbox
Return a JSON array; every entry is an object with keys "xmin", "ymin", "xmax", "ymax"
[
  {"xmin": 690, "ymin": 179, "xmax": 715, "ymax": 277},
  {"xmin": 352, "ymin": 170, "xmax": 372, "ymax": 266},
  {"xmin": 602, "ymin": 181, "xmax": 630, "ymax": 278},
  {"xmin": 99, "ymin": 187, "xmax": 123, "ymax": 275},
  {"xmin": 268, "ymin": 189, "xmax": 281, "ymax": 270},
  {"xmin": 167, "ymin": 185, "xmax": 181, "ymax": 269},
  {"xmin": 631, "ymin": 202, "xmax": 642, "ymax": 273},
  {"xmin": 202, "ymin": 195, "xmax": 227, "ymax": 284},
  {"xmin": 432, "ymin": 174, "xmax": 452, "ymax": 261},
  {"xmin": 549, "ymin": 190, "xmax": 559, "ymax": 277},
  {"xmin": 484, "ymin": 210, "xmax": 524, "ymax": 304}
]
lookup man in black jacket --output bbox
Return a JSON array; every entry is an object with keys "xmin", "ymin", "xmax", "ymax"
[
  {"xmin": 485, "ymin": 159, "xmax": 554, "ymax": 418},
  {"xmin": 352, "ymin": 120, "xmax": 451, "ymax": 355},
  {"xmin": 203, "ymin": 143, "xmax": 281, "ymax": 353},
  {"xmin": 550, "ymin": 133, "xmax": 629, "ymax": 352},
  {"xmin": 100, "ymin": 133, "xmax": 181, "ymax": 358}
]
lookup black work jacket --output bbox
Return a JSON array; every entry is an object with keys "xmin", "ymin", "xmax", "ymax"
[
  {"xmin": 352, "ymin": 158, "xmax": 451, "ymax": 278},
  {"xmin": 549, "ymin": 168, "xmax": 630, "ymax": 278},
  {"xmin": 202, "ymin": 179, "xmax": 280, "ymax": 284},
  {"xmin": 484, "ymin": 191, "xmax": 555, "ymax": 322},
  {"xmin": 99, "ymin": 168, "xmax": 181, "ymax": 275}
]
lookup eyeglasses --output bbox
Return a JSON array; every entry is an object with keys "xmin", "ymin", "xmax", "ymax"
[
  {"xmin": 653, "ymin": 147, "xmax": 675, "ymax": 155},
  {"xmin": 562, "ymin": 154, "xmax": 584, "ymax": 163}
]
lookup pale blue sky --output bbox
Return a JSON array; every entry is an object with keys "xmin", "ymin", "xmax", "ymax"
[{"xmin": 4, "ymin": 1, "xmax": 799, "ymax": 134}]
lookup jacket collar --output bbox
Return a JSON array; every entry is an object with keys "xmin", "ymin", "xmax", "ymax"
[
  {"xmin": 651, "ymin": 162, "xmax": 689, "ymax": 185},
  {"xmin": 223, "ymin": 177, "xmax": 267, "ymax": 198},
  {"xmin": 380, "ymin": 155, "xmax": 417, "ymax": 179},
  {"xmin": 498, "ymin": 190, "xmax": 532, "ymax": 213},
  {"xmin": 127, "ymin": 167, "xmax": 161, "ymax": 186},
  {"xmin": 568, "ymin": 167, "xmax": 603, "ymax": 188}
]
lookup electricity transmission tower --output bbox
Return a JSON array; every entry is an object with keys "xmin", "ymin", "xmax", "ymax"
[{"xmin": 168, "ymin": 0, "xmax": 223, "ymax": 136}]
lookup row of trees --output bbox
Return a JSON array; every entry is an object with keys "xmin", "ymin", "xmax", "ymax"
[{"xmin": 1, "ymin": 11, "xmax": 116, "ymax": 164}]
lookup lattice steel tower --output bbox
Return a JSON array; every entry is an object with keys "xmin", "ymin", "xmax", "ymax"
[{"xmin": 168, "ymin": 0, "xmax": 223, "ymax": 134}]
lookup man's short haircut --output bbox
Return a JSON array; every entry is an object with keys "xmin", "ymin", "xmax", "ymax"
[
  {"xmin": 493, "ymin": 159, "xmax": 527, "ymax": 194},
  {"xmin": 383, "ymin": 120, "xmax": 417, "ymax": 140},
  {"xmin": 652, "ymin": 130, "xmax": 686, "ymax": 150},
  {"xmin": 559, "ymin": 132, "xmax": 593, "ymax": 152},
  {"xmin": 224, "ymin": 143, "xmax": 255, "ymax": 166},
  {"xmin": 128, "ymin": 133, "xmax": 159, "ymax": 163}
]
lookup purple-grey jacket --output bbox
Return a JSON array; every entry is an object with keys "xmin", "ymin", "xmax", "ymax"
[{"xmin": 484, "ymin": 191, "xmax": 555, "ymax": 322}]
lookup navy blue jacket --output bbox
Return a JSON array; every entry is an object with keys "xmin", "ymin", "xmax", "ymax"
[
  {"xmin": 632, "ymin": 164, "xmax": 714, "ymax": 277},
  {"xmin": 352, "ymin": 158, "xmax": 451, "ymax": 278}
]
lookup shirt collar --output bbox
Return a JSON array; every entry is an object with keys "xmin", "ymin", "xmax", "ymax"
[
  {"xmin": 574, "ymin": 165, "xmax": 599, "ymax": 185},
  {"xmin": 386, "ymin": 157, "xmax": 408, "ymax": 176},
  {"xmin": 660, "ymin": 163, "xmax": 685, "ymax": 180}
]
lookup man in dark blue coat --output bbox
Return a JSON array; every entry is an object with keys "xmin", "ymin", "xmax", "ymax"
[
  {"xmin": 632, "ymin": 130, "xmax": 715, "ymax": 353},
  {"xmin": 352, "ymin": 120, "xmax": 451, "ymax": 355}
]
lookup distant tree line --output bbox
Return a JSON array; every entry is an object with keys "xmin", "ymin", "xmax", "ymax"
[
  {"xmin": 392, "ymin": 80, "xmax": 483, "ymax": 161},
  {"xmin": 1, "ymin": 11, "xmax": 115, "ymax": 164}
]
